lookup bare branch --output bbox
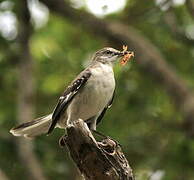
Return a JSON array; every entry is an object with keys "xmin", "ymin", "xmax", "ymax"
[{"xmin": 62, "ymin": 119, "xmax": 134, "ymax": 180}]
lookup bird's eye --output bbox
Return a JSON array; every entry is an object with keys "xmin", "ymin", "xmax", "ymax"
[{"xmin": 106, "ymin": 50, "xmax": 112, "ymax": 55}]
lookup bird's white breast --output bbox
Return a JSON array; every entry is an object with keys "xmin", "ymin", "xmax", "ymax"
[{"xmin": 67, "ymin": 63, "xmax": 115, "ymax": 124}]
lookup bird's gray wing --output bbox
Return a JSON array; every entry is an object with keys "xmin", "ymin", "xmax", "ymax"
[
  {"xmin": 47, "ymin": 69, "xmax": 91, "ymax": 134},
  {"xmin": 96, "ymin": 90, "xmax": 115, "ymax": 125}
]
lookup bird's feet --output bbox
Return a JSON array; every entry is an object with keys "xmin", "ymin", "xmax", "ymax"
[
  {"xmin": 92, "ymin": 130, "xmax": 108, "ymax": 139},
  {"xmin": 91, "ymin": 130, "xmax": 121, "ymax": 147},
  {"xmin": 59, "ymin": 134, "xmax": 68, "ymax": 147}
]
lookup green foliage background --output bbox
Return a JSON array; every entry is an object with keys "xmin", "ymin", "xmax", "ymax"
[{"xmin": 1, "ymin": 0, "xmax": 194, "ymax": 179}]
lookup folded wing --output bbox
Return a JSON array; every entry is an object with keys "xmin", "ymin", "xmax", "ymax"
[{"xmin": 47, "ymin": 69, "xmax": 91, "ymax": 134}]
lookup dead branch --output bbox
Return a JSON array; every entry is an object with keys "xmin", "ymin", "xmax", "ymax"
[{"xmin": 60, "ymin": 119, "xmax": 134, "ymax": 180}]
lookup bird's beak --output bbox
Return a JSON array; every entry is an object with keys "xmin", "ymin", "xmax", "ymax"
[{"xmin": 114, "ymin": 51, "xmax": 123, "ymax": 57}]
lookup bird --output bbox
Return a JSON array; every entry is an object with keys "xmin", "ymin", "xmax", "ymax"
[{"xmin": 10, "ymin": 47, "xmax": 133, "ymax": 138}]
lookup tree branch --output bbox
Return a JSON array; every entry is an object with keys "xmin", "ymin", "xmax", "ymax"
[
  {"xmin": 61, "ymin": 119, "xmax": 134, "ymax": 180},
  {"xmin": 15, "ymin": 1, "xmax": 47, "ymax": 180},
  {"xmin": 41, "ymin": 0, "xmax": 194, "ymax": 137}
]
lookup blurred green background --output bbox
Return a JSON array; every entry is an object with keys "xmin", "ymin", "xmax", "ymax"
[{"xmin": 1, "ymin": 0, "xmax": 194, "ymax": 179}]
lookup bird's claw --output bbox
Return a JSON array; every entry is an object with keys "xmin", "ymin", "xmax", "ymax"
[{"xmin": 59, "ymin": 134, "xmax": 68, "ymax": 147}]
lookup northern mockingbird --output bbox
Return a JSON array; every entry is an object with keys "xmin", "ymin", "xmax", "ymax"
[{"xmin": 10, "ymin": 47, "xmax": 133, "ymax": 138}]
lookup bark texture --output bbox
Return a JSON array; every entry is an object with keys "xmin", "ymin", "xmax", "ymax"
[{"xmin": 61, "ymin": 119, "xmax": 134, "ymax": 180}]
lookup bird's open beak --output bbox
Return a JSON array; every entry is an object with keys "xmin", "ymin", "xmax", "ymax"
[{"xmin": 114, "ymin": 51, "xmax": 124, "ymax": 57}]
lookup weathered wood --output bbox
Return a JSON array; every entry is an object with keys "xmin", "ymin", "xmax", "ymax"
[{"xmin": 60, "ymin": 119, "xmax": 134, "ymax": 180}]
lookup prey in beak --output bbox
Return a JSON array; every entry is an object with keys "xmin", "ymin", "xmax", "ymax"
[{"xmin": 119, "ymin": 45, "xmax": 134, "ymax": 66}]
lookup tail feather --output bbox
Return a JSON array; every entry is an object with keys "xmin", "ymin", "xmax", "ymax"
[{"xmin": 10, "ymin": 114, "xmax": 52, "ymax": 138}]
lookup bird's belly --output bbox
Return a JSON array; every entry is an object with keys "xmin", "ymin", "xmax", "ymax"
[{"xmin": 67, "ymin": 70, "xmax": 115, "ymax": 123}]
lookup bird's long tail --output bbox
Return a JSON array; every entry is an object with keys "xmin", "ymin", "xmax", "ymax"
[{"xmin": 10, "ymin": 114, "xmax": 52, "ymax": 138}]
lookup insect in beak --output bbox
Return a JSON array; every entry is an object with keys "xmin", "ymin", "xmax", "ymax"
[{"xmin": 119, "ymin": 45, "xmax": 134, "ymax": 66}]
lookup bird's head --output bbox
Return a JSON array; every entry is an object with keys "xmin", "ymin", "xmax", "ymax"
[{"xmin": 92, "ymin": 47, "xmax": 133, "ymax": 64}]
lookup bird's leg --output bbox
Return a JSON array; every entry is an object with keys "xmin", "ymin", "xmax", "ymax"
[
  {"xmin": 87, "ymin": 120, "xmax": 121, "ymax": 146},
  {"xmin": 92, "ymin": 130, "xmax": 121, "ymax": 147},
  {"xmin": 88, "ymin": 117, "xmax": 109, "ymax": 139},
  {"xmin": 92, "ymin": 129, "xmax": 109, "ymax": 139}
]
